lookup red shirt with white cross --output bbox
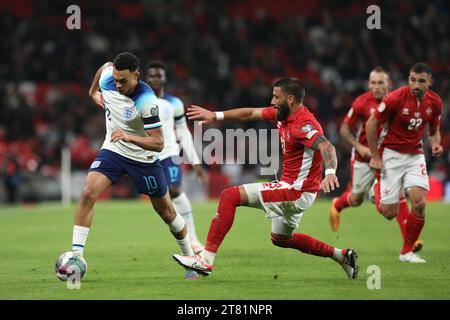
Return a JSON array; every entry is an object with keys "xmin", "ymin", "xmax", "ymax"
[
  {"xmin": 374, "ymin": 86, "xmax": 442, "ymax": 154},
  {"xmin": 343, "ymin": 91, "xmax": 382, "ymax": 162},
  {"xmin": 262, "ymin": 105, "xmax": 324, "ymax": 192}
]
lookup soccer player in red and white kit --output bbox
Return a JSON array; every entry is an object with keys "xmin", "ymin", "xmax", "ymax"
[
  {"xmin": 366, "ymin": 63, "xmax": 444, "ymax": 263},
  {"xmin": 173, "ymin": 78, "xmax": 358, "ymax": 278},
  {"xmin": 330, "ymin": 67, "xmax": 390, "ymax": 231}
]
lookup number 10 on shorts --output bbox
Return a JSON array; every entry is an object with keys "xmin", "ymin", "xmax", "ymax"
[{"xmin": 143, "ymin": 175, "xmax": 158, "ymax": 194}]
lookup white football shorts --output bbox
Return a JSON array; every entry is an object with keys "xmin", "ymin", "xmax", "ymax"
[
  {"xmin": 352, "ymin": 160, "xmax": 376, "ymax": 195},
  {"xmin": 242, "ymin": 181, "xmax": 317, "ymax": 236},
  {"xmin": 380, "ymin": 148, "xmax": 429, "ymax": 204}
]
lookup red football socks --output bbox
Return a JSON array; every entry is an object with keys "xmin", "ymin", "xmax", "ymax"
[
  {"xmin": 373, "ymin": 176, "xmax": 382, "ymax": 214},
  {"xmin": 401, "ymin": 211, "xmax": 425, "ymax": 254},
  {"xmin": 272, "ymin": 233, "xmax": 334, "ymax": 257},
  {"xmin": 396, "ymin": 196, "xmax": 409, "ymax": 241},
  {"xmin": 335, "ymin": 191, "xmax": 353, "ymax": 212},
  {"xmin": 204, "ymin": 186, "xmax": 241, "ymax": 253}
]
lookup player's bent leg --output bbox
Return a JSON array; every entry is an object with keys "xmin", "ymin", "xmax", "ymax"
[
  {"xmin": 270, "ymin": 219, "xmax": 358, "ymax": 279},
  {"xmin": 73, "ymin": 171, "xmax": 112, "ymax": 254},
  {"xmin": 378, "ymin": 203, "xmax": 399, "ymax": 220},
  {"xmin": 152, "ymin": 193, "xmax": 200, "ymax": 278},
  {"xmin": 399, "ymin": 187, "xmax": 426, "ymax": 262},
  {"xmin": 58, "ymin": 172, "xmax": 113, "ymax": 278},
  {"xmin": 169, "ymin": 184, "xmax": 204, "ymax": 254},
  {"xmin": 408, "ymin": 187, "xmax": 426, "ymax": 218},
  {"xmin": 203, "ymin": 186, "xmax": 245, "ymax": 256},
  {"xmin": 173, "ymin": 185, "xmax": 248, "ymax": 276},
  {"xmin": 350, "ymin": 193, "xmax": 365, "ymax": 207},
  {"xmin": 75, "ymin": 171, "xmax": 112, "ymax": 227},
  {"xmin": 329, "ymin": 192, "xmax": 364, "ymax": 231}
]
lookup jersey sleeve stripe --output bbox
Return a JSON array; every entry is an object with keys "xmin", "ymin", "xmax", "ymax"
[
  {"xmin": 174, "ymin": 115, "xmax": 185, "ymax": 122},
  {"xmin": 144, "ymin": 122, "xmax": 162, "ymax": 129}
]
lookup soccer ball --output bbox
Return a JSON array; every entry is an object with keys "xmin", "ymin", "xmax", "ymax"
[{"xmin": 55, "ymin": 251, "xmax": 88, "ymax": 281}]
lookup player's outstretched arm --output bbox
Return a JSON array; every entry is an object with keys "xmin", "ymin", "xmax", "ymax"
[
  {"xmin": 366, "ymin": 114, "xmax": 382, "ymax": 171},
  {"xmin": 312, "ymin": 135, "xmax": 339, "ymax": 193},
  {"xmin": 88, "ymin": 62, "xmax": 113, "ymax": 109},
  {"xmin": 187, "ymin": 105, "xmax": 264, "ymax": 125},
  {"xmin": 429, "ymin": 126, "xmax": 444, "ymax": 157},
  {"xmin": 340, "ymin": 123, "xmax": 371, "ymax": 160},
  {"xmin": 111, "ymin": 127, "xmax": 164, "ymax": 152}
]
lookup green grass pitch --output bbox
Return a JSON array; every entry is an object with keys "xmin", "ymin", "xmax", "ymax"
[{"xmin": 0, "ymin": 199, "xmax": 449, "ymax": 300}]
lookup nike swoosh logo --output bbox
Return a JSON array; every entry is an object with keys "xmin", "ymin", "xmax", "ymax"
[{"xmin": 192, "ymin": 262, "xmax": 208, "ymax": 271}]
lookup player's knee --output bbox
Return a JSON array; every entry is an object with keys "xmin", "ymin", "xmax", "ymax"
[
  {"xmin": 220, "ymin": 186, "xmax": 241, "ymax": 206},
  {"xmin": 411, "ymin": 199, "xmax": 426, "ymax": 216},
  {"xmin": 81, "ymin": 185, "xmax": 99, "ymax": 203},
  {"xmin": 271, "ymin": 233, "xmax": 292, "ymax": 248},
  {"xmin": 381, "ymin": 207, "xmax": 397, "ymax": 220},
  {"xmin": 169, "ymin": 186, "xmax": 181, "ymax": 198},
  {"xmin": 158, "ymin": 206, "xmax": 177, "ymax": 223},
  {"xmin": 352, "ymin": 197, "xmax": 363, "ymax": 207}
]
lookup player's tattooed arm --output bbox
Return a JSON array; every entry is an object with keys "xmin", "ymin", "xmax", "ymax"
[
  {"xmin": 312, "ymin": 135, "xmax": 339, "ymax": 193},
  {"xmin": 312, "ymin": 135, "xmax": 337, "ymax": 170}
]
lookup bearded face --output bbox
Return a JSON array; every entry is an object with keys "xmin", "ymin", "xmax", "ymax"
[{"xmin": 275, "ymin": 101, "xmax": 290, "ymax": 121}]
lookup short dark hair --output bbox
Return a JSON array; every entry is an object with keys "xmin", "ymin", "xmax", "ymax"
[
  {"xmin": 372, "ymin": 66, "xmax": 390, "ymax": 78},
  {"xmin": 145, "ymin": 60, "xmax": 167, "ymax": 72},
  {"xmin": 113, "ymin": 52, "xmax": 140, "ymax": 72},
  {"xmin": 410, "ymin": 63, "xmax": 433, "ymax": 76},
  {"xmin": 273, "ymin": 77, "xmax": 306, "ymax": 102}
]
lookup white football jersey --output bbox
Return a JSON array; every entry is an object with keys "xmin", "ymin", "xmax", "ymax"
[
  {"xmin": 157, "ymin": 94, "xmax": 186, "ymax": 160},
  {"xmin": 99, "ymin": 66, "xmax": 161, "ymax": 163}
]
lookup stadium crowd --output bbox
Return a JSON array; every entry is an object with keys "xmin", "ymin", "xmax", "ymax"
[{"xmin": 0, "ymin": 0, "xmax": 449, "ymax": 202}]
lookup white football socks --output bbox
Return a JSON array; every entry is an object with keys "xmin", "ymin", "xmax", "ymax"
[
  {"xmin": 176, "ymin": 237, "xmax": 194, "ymax": 256},
  {"xmin": 172, "ymin": 193, "xmax": 200, "ymax": 244},
  {"xmin": 331, "ymin": 248, "xmax": 345, "ymax": 264},
  {"xmin": 72, "ymin": 225, "xmax": 90, "ymax": 256},
  {"xmin": 168, "ymin": 213, "xmax": 194, "ymax": 256}
]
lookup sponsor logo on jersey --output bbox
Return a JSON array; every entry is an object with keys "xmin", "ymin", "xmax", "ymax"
[{"xmin": 414, "ymin": 112, "xmax": 421, "ymax": 118}]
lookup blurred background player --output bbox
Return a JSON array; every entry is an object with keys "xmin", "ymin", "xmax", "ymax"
[
  {"xmin": 145, "ymin": 60, "xmax": 207, "ymax": 254},
  {"xmin": 366, "ymin": 63, "xmax": 444, "ymax": 263},
  {"xmin": 173, "ymin": 78, "xmax": 358, "ymax": 279},
  {"xmin": 329, "ymin": 67, "xmax": 390, "ymax": 231},
  {"xmin": 58, "ymin": 52, "xmax": 196, "ymax": 278}
]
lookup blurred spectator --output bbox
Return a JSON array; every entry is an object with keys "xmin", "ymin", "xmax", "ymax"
[{"xmin": 2, "ymin": 155, "xmax": 21, "ymax": 203}]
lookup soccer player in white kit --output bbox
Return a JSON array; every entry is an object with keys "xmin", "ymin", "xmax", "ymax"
[
  {"xmin": 145, "ymin": 60, "xmax": 206, "ymax": 254},
  {"xmin": 57, "ymin": 53, "xmax": 195, "ymax": 280}
]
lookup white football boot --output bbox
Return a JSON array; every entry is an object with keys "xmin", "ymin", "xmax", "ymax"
[
  {"xmin": 191, "ymin": 242, "xmax": 205, "ymax": 255},
  {"xmin": 173, "ymin": 254, "xmax": 213, "ymax": 276},
  {"xmin": 399, "ymin": 252, "xmax": 426, "ymax": 263}
]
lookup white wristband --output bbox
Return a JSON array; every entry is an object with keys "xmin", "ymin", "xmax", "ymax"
[
  {"xmin": 215, "ymin": 111, "xmax": 224, "ymax": 121},
  {"xmin": 325, "ymin": 169, "xmax": 336, "ymax": 176}
]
